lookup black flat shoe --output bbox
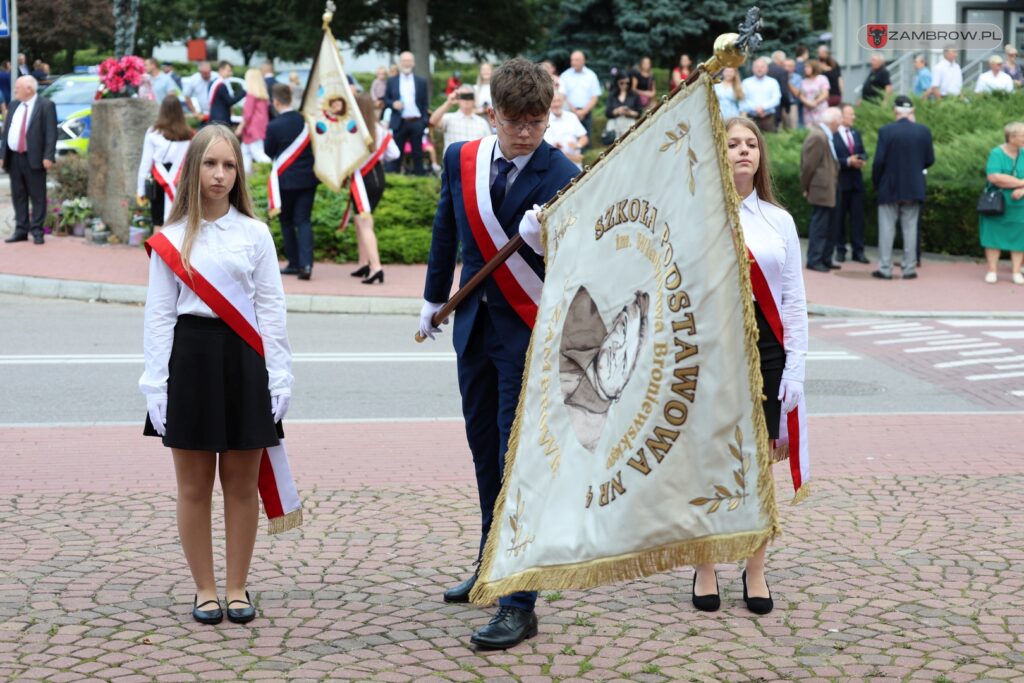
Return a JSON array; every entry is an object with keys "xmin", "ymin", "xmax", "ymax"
[
  {"xmin": 871, "ymin": 270, "xmax": 892, "ymax": 280},
  {"xmin": 4, "ymin": 233, "xmax": 28, "ymax": 243},
  {"xmin": 226, "ymin": 591, "xmax": 256, "ymax": 624},
  {"xmin": 742, "ymin": 570, "xmax": 774, "ymax": 615},
  {"xmin": 298, "ymin": 266, "xmax": 312, "ymax": 281},
  {"xmin": 691, "ymin": 571, "xmax": 720, "ymax": 612},
  {"xmin": 361, "ymin": 270, "xmax": 384, "ymax": 285},
  {"xmin": 827, "ymin": 262, "xmax": 841, "ymax": 270},
  {"xmin": 470, "ymin": 606, "xmax": 538, "ymax": 650},
  {"xmin": 192, "ymin": 596, "xmax": 223, "ymax": 624},
  {"xmin": 280, "ymin": 265, "xmax": 300, "ymax": 275},
  {"xmin": 350, "ymin": 264, "xmax": 371, "ymax": 277},
  {"xmin": 806, "ymin": 264, "xmax": 830, "ymax": 273},
  {"xmin": 852, "ymin": 255, "xmax": 870, "ymax": 264},
  {"xmin": 834, "ymin": 253, "xmax": 846, "ymax": 263},
  {"xmin": 443, "ymin": 572, "xmax": 477, "ymax": 603}
]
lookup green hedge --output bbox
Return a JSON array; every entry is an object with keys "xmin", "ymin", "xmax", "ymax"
[{"xmin": 248, "ymin": 167, "xmax": 439, "ymax": 264}]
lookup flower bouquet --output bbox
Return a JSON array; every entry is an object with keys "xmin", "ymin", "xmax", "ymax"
[
  {"xmin": 97, "ymin": 56, "xmax": 146, "ymax": 99},
  {"xmin": 61, "ymin": 197, "xmax": 94, "ymax": 236}
]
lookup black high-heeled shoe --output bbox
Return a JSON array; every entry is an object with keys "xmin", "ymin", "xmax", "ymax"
[
  {"xmin": 361, "ymin": 270, "xmax": 384, "ymax": 285},
  {"xmin": 691, "ymin": 570, "xmax": 720, "ymax": 612},
  {"xmin": 192, "ymin": 595, "xmax": 223, "ymax": 624},
  {"xmin": 742, "ymin": 570, "xmax": 774, "ymax": 615},
  {"xmin": 350, "ymin": 264, "xmax": 370, "ymax": 278},
  {"xmin": 226, "ymin": 590, "xmax": 256, "ymax": 624}
]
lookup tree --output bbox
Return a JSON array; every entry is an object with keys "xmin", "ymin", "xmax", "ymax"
[
  {"xmin": 16, "ymin": 0, "xmax": 114, "ymax": 72},
  {"xmin": 135, "ymin": 0, "xmax": 202, "ymax": 58},
  {"xmin": 113, "ymin": 0, "xmax": 141, "ymax": 57}
]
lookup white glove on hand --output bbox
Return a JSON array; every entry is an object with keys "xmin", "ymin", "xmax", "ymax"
[
  {"xmin": 147, "ymin": 394, "xmax": 167, "ymax": 436},
  {"xmin": 418, "ymin": 300, "xmax": 448, "ymax": 341},
  {"xmin": 271, "ymin": 393, "xmax": 291, "ymax": 423},
  {"xmin": 778, "ymin": 379, "xmax": 803, "ymax": 415},
  {"xmin": 519, "ymin": 204, "xmax": 544, "ymax": 255}
]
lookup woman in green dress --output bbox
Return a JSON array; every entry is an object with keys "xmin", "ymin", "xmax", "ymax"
[{"xmin": 980, "ymin": 122, "xmax": 1024, "ymax": 284}]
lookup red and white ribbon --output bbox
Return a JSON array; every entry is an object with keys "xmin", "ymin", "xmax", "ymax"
[
  {"xmin": 203, "ymin": 78, "xmax": 223, "ymax": 122},
  {"xmin": 267, "ymin": 127, "xmax": 311, "ymax": 216},
  {"xmin": 145, "ymin": 231, "xmax": 303, "ymax": 533},
  {"xmin": 459, "ymin": 135, "xmax": 543, "ymax": 329},
  {"xmin": 151, "ymin": 143, "xmax": 188, "ymax": 222},
  {"xmin": 747, "ymin": 247, "xmax": 810, "ymax": 500},
  {"xmin": 340, "ymin": 131, "xmax": 394, "ymax": 230}
]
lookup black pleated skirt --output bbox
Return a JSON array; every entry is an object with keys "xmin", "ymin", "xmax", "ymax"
[
  {"xmin": 755, "ymin": 302, "xmax": 786, "ymax": 440},
  {"xmin": 363, "ymin": 162, "xmax": 386, "ymax": 211},
  {"xmin": 144, "ymin": 315, "xmax": 283, "ymax": 452}
]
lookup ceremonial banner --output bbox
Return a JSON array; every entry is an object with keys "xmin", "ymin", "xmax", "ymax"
[
  {"xmin": 300, "ymin": 26, "xmax": 373, "ymax": 191},
  {"xmin": 471, "ymin": 72, "xmax": 780, "ymax": 603}
]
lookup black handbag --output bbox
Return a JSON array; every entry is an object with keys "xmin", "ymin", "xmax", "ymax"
[{"xmin": 977, "ymin": 151, "xmax": 1018, "ymax": 217}]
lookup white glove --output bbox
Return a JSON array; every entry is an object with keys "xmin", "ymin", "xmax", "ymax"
[
  {"xmin": 778, "ymin": 379, "xmax": 803, "ymax": 415},
  {"xmin": 147, "ymin": 394, "xmax": 167, "ymax": 436},
  {"xmin": 518, "ymin": 204, "xmax": 544, "ymax": 255},
  {"xmin": 271, "ymin": 393, "xmax": 291, "ymax": 423},
  {"xmin": 418, "ymin": 300, "xmax": 448, "ymax": 340}
]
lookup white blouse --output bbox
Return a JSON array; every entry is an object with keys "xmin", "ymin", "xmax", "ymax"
[
  {"xmin": 137, "ymin": 128, "xmax": 190, "ymax": 197},
  {"xmin": 139, "ymin": 206, "xmax": 293, "ymax": 397},
  {"xmin": 740, "ymin": 190, "xmax": 808, "ymax": 383}
]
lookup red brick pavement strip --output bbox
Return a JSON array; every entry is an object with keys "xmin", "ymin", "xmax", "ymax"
[{"xmin": 2, "ymin": 415, "xmax": 1024, "ymax": 681}]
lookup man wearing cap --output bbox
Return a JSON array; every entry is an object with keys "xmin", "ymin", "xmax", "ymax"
[
  {"xmin": 871, "ymin": 95, "xmax": 934, "ymax": 280},
  {"xmin": 976, "ymin": 55, "xmax": 1014, "ymax": 94}
]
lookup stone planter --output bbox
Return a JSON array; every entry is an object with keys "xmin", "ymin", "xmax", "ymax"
[{"xmin": 87, "ymin": 99, "xmax": 158, "ymax": 243}]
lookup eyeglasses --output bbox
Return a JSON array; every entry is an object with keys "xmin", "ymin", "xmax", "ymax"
[{"xmin": 496, "ymin": 116, "xmax": 549, "ymax": 135}]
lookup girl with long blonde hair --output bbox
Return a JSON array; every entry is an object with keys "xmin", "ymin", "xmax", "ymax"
[
  {"xmin": 140, "ymin": 124, "xmax": 293, "ymax": 626},
  {"xmin": 237, "ymin": 68, "xmax": 271, "ymax": 173}
]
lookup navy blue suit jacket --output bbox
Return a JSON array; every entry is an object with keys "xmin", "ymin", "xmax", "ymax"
[
  {"xmin": 424, "ymin": 140, "xmax": 579, "ymax": 356},
  {"xmin": 872, "ymin": 119, "xmax": 934, "ymax": 204},
  {"xmin": 383, "ymin": 74, "xmax": 429, "ymax": 129},
  {"xmin": 208, "ymin": 80, "xmax": 245, "ymax": 125},
  {"xmin": 833, "ymin": 127, "xmax": 867, "ymax": 192},
  {"xmin": 263, "ymin": 111, "xmax": 319, "ymax": 190}
]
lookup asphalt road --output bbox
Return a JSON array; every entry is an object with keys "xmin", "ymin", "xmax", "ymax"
[{"xmin": 0, "ymin": 293, "xmax": 1011, "ymax": 426}]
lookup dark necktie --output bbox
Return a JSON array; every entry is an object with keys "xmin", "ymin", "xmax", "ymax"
[{"xmin": 490, "ymin": 158, "xmax": 515, "ymax": 212}]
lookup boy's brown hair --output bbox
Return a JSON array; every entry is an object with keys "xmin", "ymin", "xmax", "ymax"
[{"xmin": 491, "ymin": 58, "xmax": 554, "ymax": 119}]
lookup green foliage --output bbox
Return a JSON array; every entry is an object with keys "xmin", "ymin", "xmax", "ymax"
[
  {"xmin": 51, "ymin": 155, "xmax": 91, "ymax": 202},
  {"xmin": 766, "ymin": 92, "xmax": 1024, "ymax": 257},
  {"xmin": 248, "ymin": 166, "xmax": 439, "ymax": 264}
]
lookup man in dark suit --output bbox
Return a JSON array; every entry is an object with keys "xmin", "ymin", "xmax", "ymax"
[
  {"xmin": 872, "ymin": 95, "xmax": 934, "ymax": 280},
  {"xmin": 832, "ymin": 104, "xmax": 869, "ymax": 263},
  {"xmin": 419, "ymin": 58, "xmax": 578, "ymax": 650},
  {"xmin": 768, "ymin": 51, "xmax": 792, "ymax": 130},
  {"xmin": 264, "ymin": 84, "xmax": 319, "ymax": 280},
  {"xmin": 2, "ymin": 76, "xmax": 57, "ymax": 245},
  {"xmin": 383, "ymin": 51, "xmax": 430, "ymax": 175},
  {"xmin": 800, "ymin": 106, "xmax": 841, "ymax": 272},
  {"xmin": 208, "ymin": 61, "xmax": 245, "ymax": 126}
]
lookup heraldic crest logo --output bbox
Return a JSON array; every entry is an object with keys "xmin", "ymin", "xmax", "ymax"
[
  {"xmin": 470, "ymin": 73, "xmax": 781, "ymax": 603},
  {"xmin": 866, "ymin": 24, "xmax": 888, "ymax": 49}
]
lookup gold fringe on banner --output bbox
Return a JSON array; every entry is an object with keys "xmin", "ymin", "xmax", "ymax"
[
  {"xmin": 470, "ymin": 72, "xmax": 782, "ymax": 607},
  {"xmin": 267, "ymin": 508, "xmax": 303, "ymax": 535}
]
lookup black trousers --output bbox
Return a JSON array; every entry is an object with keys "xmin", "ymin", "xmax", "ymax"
[
  {"xmin": 9, "ymin": 152, "xmax": 47, "ymax": 237},
  {"xmin": 388, "ymin": 118, "xmax": 426, "ymax": 175},
  {"xmin": 833, "ymin": 187, "xmax": 865, "ymax": 259},
  {"xmin": 279, "ymin": 186, "xmax": 316, "ymax": 269},
  {"xmin": 806, "ymin": 204, "xmax": 834, "ymax": 268}
]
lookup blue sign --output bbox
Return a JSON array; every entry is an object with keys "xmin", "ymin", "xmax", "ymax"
[{"xmin": 0, "ymin": 1, "xmax": 9, "ymax": 39}]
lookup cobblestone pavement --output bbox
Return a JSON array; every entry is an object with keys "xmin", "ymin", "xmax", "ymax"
[{"xmin": 2, "ymin": 415, "xmax": 1023, "ymax": 682}]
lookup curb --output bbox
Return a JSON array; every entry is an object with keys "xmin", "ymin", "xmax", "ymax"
[{"xmin": 2, "ymin": 273, "xmax": 1020, "ymax": 320}]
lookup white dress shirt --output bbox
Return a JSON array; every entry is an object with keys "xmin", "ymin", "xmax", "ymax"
[
  {"xmin": 6, "ymin": 96, "xmax": 36, "ymax": 152},
  {"xmin": 139, "ymin": 206, "xmax": 293, "ymax": 397},
  {"xmin": 975, "ymin": 69, "xmax": 1014, "ymax": 94},
  {"xmin": 932, "ymin": 59, "xmax": 963, "ymax": 96},
  {"xmin": 399, "ymin": 72, "xmax": 421, "ymax": 119},
  {"xmin": 136, "ymin": 129, "xmax": 190, "ymax": 197},
  {"xmin": 740, "ymin": 190, "xmax": 808, "ymax": 383},
  {"xmin": 739, "ymin": 75, "xmax": 781, "ymax": 115},
  {"xmin": 545, "ymin": 110, "xmax": 587, "ymax": 169},
  {"xmin": 558, "ymin": 66, "xmax": 602, "ymax": 110}
]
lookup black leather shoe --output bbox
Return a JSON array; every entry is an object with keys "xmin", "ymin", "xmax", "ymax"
[
  {"xmin": 806, "ymin": 264, "xmax": 830, "ymax": 273},
  {"xmin": 33, "ymin": 234, "xmax": 44, "ymax": 244},
  {"xmin": 871, "ymin": 270, "xmax": 892, "ymax": 280},
  {"xmin": 350, "ymin": 264, "xmax": 370, "ymax": 277},
  {"xmin": 852, "ymin": 254, "xmax": 871, "ymax": 264},
  {"xmin": 834, "ymin": 253, "xmax": 846, "ymax": 263},
  {"xmin": 192, "ymin": 596, "xmax": 223, "ymax": 624},
  {"xmin": 902, "ymin": 272, "xmax": 918, "ymax": 280},
  {"xmin": 443, "ymin": 573, "xmax": 477, "ymax": 603},
  {"xmin": 298, "ymin": 266, "xmax": 312, "ymax": 280},
  {"xmin": 280, "ymin": 265, "xmax": 300, "ymax": 275},
  {"xmin": 691, "ymin": 571, "xmax": 721, "ymax": 612},
  {"xmin": 742, "ymin": 570, "xmax": 774, "ymax": 615},
  {"xmin": 470, "ymin": 606, "xmax": 538, "ymax": 650},
  {"xmin": 4, "ymin": 233, "xmax": 28, "ymax": 243},
  {"xmin": 827, "ymin": 262, "xmax": 841, "ymax": 270},
  {"xmin": 226, "ymin": 591, "xmax": 256, "ymax": 624}
]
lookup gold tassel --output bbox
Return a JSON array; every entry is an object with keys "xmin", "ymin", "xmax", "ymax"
[
  {"xmin": 267, "ymin": 508, "xmax": 303, "ymax": 535},
  {"xmin": 790, "ymin": 481, "xmax": 812, "ymax": 505}
]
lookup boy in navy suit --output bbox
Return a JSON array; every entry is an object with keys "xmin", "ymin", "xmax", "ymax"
[
  {"xmin": 208, "ymin": 61, "xmax": 245, "ymax": 126},
  {"xmin": 419, "ymin": 58, "xmax": 579, "ymax": 650}
]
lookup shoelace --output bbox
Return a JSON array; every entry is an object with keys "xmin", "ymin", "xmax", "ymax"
[{"xmin": 490, "ymin": 606, "xmax": 517, "ymax": 624}]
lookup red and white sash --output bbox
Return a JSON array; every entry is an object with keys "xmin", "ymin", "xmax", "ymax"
[
  {"xmin": 267, "ymin": 127, "xmax": 311, "ymax": 216},
  {"xmin": 145, "ymin": 231, "xmax": 303, "ymax": 533},
  {"xmin": 747, "ymin": 247, "xmax": 810, "ymax": 502},
  {"xmin": 459, "ymin": 135, "xmax": 543, "ymax": 328},
  {"xmin": 151, "ymin": 142, "xmax": 188, "ymax": 222},
  {"xmin": 340, "ymin": 130, "xmax": 394, "ymax": 230},
  {"xmin": 203, "ymin": 78, "xmax": 223, "ymax": 122}
]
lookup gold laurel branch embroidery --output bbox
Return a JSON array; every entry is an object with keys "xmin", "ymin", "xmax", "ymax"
[
  {"xmin": 507, "ymin": 487, "xmax": 535, "ymax": 557},
  {"xmin": 690, "ymin": 425, "xmax": 749, "ymax": 513}
]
